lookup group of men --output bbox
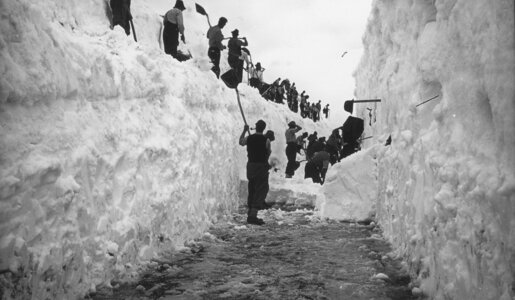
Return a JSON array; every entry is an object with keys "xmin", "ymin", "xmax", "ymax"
[
  {"xmin": 285, "ymin": 127, "xmax": 331, "ymax": 185},
  {"xmin": 283, "ymin": 116, "xmax": 365, "ymax": 185},
  {"xmin": 110, "ymin": 0, "xmax": 332, "ymax": 123},
  {"xmin": 109, "ymin": 0, "xmax": 187, "ymax": 60},
  {"xmin": 110, "ymin": 1, "xmax": 361, "ymax": 226},
  {"xmin": 206, "ymin": 17, "xmax": 250, "ymax": 82},
  {"xmin": 239, "ymin": 117, "xmax": 364, "ymax": 226},
  {"xmin": 257, "ymin": 79, "xmax": 331, "ymax": 123}
]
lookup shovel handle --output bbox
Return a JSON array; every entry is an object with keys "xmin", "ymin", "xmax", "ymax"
[
  {"xmin": 130, "ymin": 19, "xmax": 137, "ymax": 42},
  {"xmin": 416, "ymin": 95, "xmax": 439, "ymax": 107},
  {"xmin": 350, "ymin": 99, "xmax": 381, "ymax": 103},
  {"xmin": 235, "ymin": 88, "xmax": 250, "ymax": 135}
]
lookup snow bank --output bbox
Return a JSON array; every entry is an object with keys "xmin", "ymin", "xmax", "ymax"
[
  {"xmin": 318, "ymin": 146, "xmax": 378, "ymax": 222},
  {"xmin": 355, "ymin": 0, "xmax": 515, "ymax": 299},
  {"xmin": 0, "ymin": 0, "xmax": 333, "ymax": 298}
]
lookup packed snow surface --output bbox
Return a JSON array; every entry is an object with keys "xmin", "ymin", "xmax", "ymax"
[{"xmin": 354, "ymin": 0, "xmax": 515, "ymax": 299}]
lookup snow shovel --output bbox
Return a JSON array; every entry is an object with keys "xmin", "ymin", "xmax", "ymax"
[
  {"xmin": 344, "ymin": 99, "xmax": 381, "ymax": 114},
  {"xmin": 195, "ymin": 3, "xmax": 211, "ymax": 27},
  {"xmin": 221, "ymin": 69, "xmax": 239, "ymax": 89},
  {"xmin": 416, "ymin": 95, "xmax": 439, "ymax": 107},
  {"xmin": 235, "ymin": 88, "xmax": 251, "ymax": 135},
  {"xmin": 358, "ymin": 136, "xmax": 373, "ymax": 142},
  {"xmin": 220, "ymin": 70, "xmax": 250, "ymax": 134},
  {"xmin": 129, "ymin": 19, "xmax": 137, "ymax": 42},
  {"xmin": 260, "ymin": 83, "xmax": 273, "ymax": 98}
]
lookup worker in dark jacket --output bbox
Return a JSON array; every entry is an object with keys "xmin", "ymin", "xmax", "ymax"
[
  {"xmin": 110, "ymin": 0, "xmax": 132, "ymax": 35},
  {"xmin": 323, "ymin": 104, "xmax": 330, "ymax": 118},
  {"xmin": 163, "ymin": 0, "xmax": 186, "ymax": 60},
  {"xmin": 227, "ymin": 29, "xmax": 248, "ymax": 83},
  {"xmin": 339, "ymin": 116, "xmax": 364, "ymax": 158},
  {"xmin": 306, "ymin": 131, "xmax": 318, "ymax": 160},
  {"xmin": 305, "ymin": 148, "xmax": 330, "ymax": 185},
  {"xmin": 326, "ymin": 129, "xmax": 342, "ymax": 164},
  {"xmin": 285, "ymin": 121, "xmax": 302, "ymax": 178},
  {"xmin": 207, "ymin": 17, "xmax": 228, "ymax": 78},
  {"xmin": 239, "ymin": 120, "xmax": 271, "ymax": 225}
]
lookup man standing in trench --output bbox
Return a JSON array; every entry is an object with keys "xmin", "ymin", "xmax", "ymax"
[{"xmin": 239, "ymin": 120, "xmax": 271, "ymax": 225}]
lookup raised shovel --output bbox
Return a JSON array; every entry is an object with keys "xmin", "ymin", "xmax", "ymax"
[
  {"xmin": 344, "ymin": 99, "xmax": 381, "ymax": 114},
  {"xmin": 195, "ymin": 3, "xmax": 211, "ymax": 27}
]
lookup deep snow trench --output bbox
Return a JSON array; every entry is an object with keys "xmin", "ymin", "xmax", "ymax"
[{"xmin": 1, "ymin": 0, "xmax": 514, "ymax": 299}]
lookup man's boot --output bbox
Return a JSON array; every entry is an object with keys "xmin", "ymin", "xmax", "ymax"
[{"xmin": 247, "ymin": 208, "xmax": 264, "ymax": 225}]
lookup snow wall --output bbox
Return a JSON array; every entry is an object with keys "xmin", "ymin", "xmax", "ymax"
[
  {"xmin": 318, "ymin": 146, "xmax": 378, "ymax": 222},
  {"xmin": 354, "ymin": 0, "xmax": 515, "ymax": 299},
  {"xmin": 0, "ymin": 0, "xmax": 333, "ymax": 298}
]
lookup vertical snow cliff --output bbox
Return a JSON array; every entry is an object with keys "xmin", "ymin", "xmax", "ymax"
[
  {"xmin": 355, "ymin": 0, "xmax": 515, "ymax": 299},
  {"xmin": 0, "ymin": 0, "xmax": 242, "ymax": 298},
  {"xmin": 0, "ymin": 0, "xmax": 326, "ymax": 298}
]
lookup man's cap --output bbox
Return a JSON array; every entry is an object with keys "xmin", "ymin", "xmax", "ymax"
[
  {"xmin": 219, "ymin": 17, "xmax": 228, "ymax": 23},
  {"xmin": 174, "ymin": 0, "xmax": 185, "ymax": 10}
]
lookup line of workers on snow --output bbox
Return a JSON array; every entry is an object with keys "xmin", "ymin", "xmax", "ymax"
[
  {"xmin": 239, "ymin": 115, "xmax": 364, "ymax": 225},
  {"xmin": 109, "ymin": 0, "xmax": 364, "ymax": 225},
  {"xmin": 109, "ymin": 0, "xmax": 330, "ymax": 123}
]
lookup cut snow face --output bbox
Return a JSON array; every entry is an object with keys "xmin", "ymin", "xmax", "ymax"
[
  {"xmin": 354, "ymin": 0, "xmax": 515, "ymax": 299},
  {"xmin": 318, "ymin": 146, "xmax": 378, "ymax": 222}
]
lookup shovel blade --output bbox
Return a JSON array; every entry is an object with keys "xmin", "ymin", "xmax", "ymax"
[
  {"xmin": 344, "ymin": 100, "xmax": 354, "ymax": 114},
  {"xmin": 221, "ymin": 69, "xmax": 240, "ymax": 89},
  {"xmin": 195, "ymin": 3, "xmax": 207, "ymax": 15}
]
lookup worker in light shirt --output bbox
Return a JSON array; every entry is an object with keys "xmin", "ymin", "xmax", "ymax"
[
  {"xmin": 207, "ymin": 17, "xmax": 228, "ymax": 78},
  {"xmin": 249, "ymin": 62, "xmax": 265, "ymax": 89},
  {"xmin": 284, "ymin": 121, "xmax": 302, "ymax": 178},
  {"xmin": 163, "ymin": 0, "xmax": 186, "ymax": 60}
]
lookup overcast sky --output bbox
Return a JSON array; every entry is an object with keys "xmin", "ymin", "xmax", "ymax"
[{"xmin": 156, "ymin": 0, "xmax": 373, "ymax": 116}]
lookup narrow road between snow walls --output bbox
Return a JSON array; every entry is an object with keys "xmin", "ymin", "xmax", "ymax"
[{"xmin": 89, "ymin": 204, "xmax": 415, "ymax": 300}]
